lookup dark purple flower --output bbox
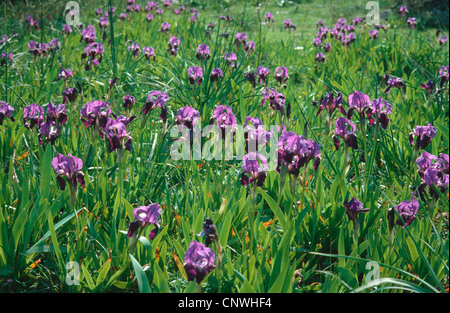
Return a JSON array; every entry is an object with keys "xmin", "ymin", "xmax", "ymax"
[
  {"xmin": 352, "ymin": 17, "xmax": 363, "ymax": 25},
  {"xmin": 146, "ymin": 14, "xmax": 154, "ymax": 22},
  {"xmin": 80, "ymin": 100, "xmax": 111, "ymax": 129},
  {"xmin": 56, "ymin": 68, "xmax": 73, "ymax": 81},
  {"xmin": 316, "ymin": 91, "xmax": 346, "ymax": 117},
  {"xmin": 188, "ymin": 66, "xmax": 203, "ymax": 85},
  {"xmin": 128, "ymin": 41, "xmax": 140, "ymax": 57},
  {"xmin": 47, "ymin": 102, "xmax": 68, "ymax": 125},
  {"xmin": 98, "ymin": 16, "xmax": 109, "ymax": 29},
  {"xmin": 62, "ymin": 87, "xmax": 79, "ymax": 104},
  {"xmin": 240, "ymin": 152, "xmax": 268, "ymax": 187},
  {"xmin": 183, "ymin": 240, "xmax": 216, "ymax": 284},
  {"xmin": 210, "ymin": 67, "xmax": 223, "ymax": 82},
  {"xmin": 438, "ymin": 65, "xmax": 449, "ymax": 91},
  {"xmin": 274, "ymin": 67, "xmax": 288, "ymax": 85},
  {"xmin": 277, "ymin": 131, "xmax": 309, "ymax": 169},
  {"xmin": 244, "ymin": 116, "xmax": 271, "ymax": 153},
  {"xmin": 38, "ymin": 120, "xmax": 59, "ymax": 146},
  {"xmin": 394, "ymin": 196, "xmax": 418, "ymax": 228},
  {"xmin": 81, "ymin": 42, "xmax": 104, "ymax": 70},
  {"xmin": 196, "ymin": 43, "xmax": 210, "ymax": 60},
  {"xmin": 52, "ymin": 153, "xmax": 85, "ymax": 191},
  {"xmin": 438, "ymin": 35, "xmax": 448, "ymax": 46},
  {"xmin": 0, "ymin": 101, "xmax": 15, "ymax": 125},
  {"xmin": 81, "ymin": 25, "xmax": 96, "ymax": 44},
  {"xmin": 369, "ymin": 29, "xmax": 379, "ymax": 39},
  {"xmin": 142, "ymin": 46, "xmax": 155, "ymax": 61},
  {"xmin": 420, "ymin": 80, "xmax": 435, "ymax": 95},
  {"xmin": 122, "ymin": 95, "xmax": 135, "ymax": 109},
  {"xmin": 224, "ymin": 52, "xmax": 237, "ymax": 67},
  {"xmin": 175, "ymin": 106, "xmax": 200, "ymax": 130},
  {"xmin": 262, "ymin": 88, "xmax": 286, "ymax": 114},
  {"xmin": 409, "ymin": 124, "xmax": 437, "ymax": 150},
  {"xmin": 333, "ymin": 117, "xmax": 358, "ymax": 150},
  {"xmin": 244, "ymin": 41, "xmax": 255, "ymax": 54},
  {"xmin": 265, "ymin": 12, "xmax": 274, "ymax": 23},
  {"xmin": 167, "ymin": 36, "xmax": 180, "ymax": 56},
  {"xmin": 344, "ymin": 197, "xmax": 370, "ymax": 221},
  {"xmin": 370, "ymin": 98, "xmax": 392, "ymax": 129},
  {"xmin": 324, "ymin": 42, "xmax": 332, "ymax": 52},
  {"xmin": 384, "ymin": 75, "xmax": 406, "ymax": 94},
  {"xmin": 198, "ymin": 218, "xmax": 217, "ymax": 247},
  {"xmin": 160, "ymin": 22, "xmax": 170, "ymax": 33},
  {"xmin": 23, "ymin": 103, "xmax": 44, "ymax": 129},
  {"xmin": 315, "ymin": 52, "xmax": 325, "ymax": 63},
  {"xmin": 347, "ymin": 90, "xmax": 372, "ymax": 120},
  {"xmin": 407, "ymin": 17, "xmax": 417, "ymax": 29},
  {"xmin": 257, "ymin": 66, "xmax": 270, "ymax": 84},
  {"xmin": 103, "ymin": 118, "xmax": 132, "ymax": 152},
  {"xmin": 142, "ymin": 90, "xmax": 169, "ymax": 123},
  {"xmin": 127, "ymin": 203, "xmax": 161, "ymax": 240},
  {"xmin": 313, "ymin": 37, "xmax": 322, "ymax": 47},
  {"xmin": 398, "ymin": 6, "xmax": 408, "ymax": 17},
  {"xmin": 234, "ymin": 32, "xmax": 247, "ymax": 47},
  {"xmin": 211, "ymin": 105, "xmax": 237, "ymax": 132},
  {"xmin": 284, "ymin": 19, "xmax": 296, "ymax": 30},
  {"xmin": 245, "ymin": 71, "xmax": 257, "ymax": 88},
  {"xmin": 62, "ymin": 24, "xmax": 72, "ymax": 34}
]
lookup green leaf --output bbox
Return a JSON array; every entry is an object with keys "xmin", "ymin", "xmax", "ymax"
[{"xmin": 129, "ymin": 254, "xmax": 151, "ymax": 293}]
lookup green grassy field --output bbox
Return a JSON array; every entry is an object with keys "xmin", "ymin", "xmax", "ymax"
[{"xmin": 0, "ymin": 0, "xmax": 448, "ymax": 294}]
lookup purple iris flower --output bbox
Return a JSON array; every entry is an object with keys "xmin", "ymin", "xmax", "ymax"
[
  {"xmin": 52, "ymin": 153, "xmax": 85, "ymax": 191},
  {"xmin": 369, "ymin": 29, "xmax": 379, "ymax": 39},
  {"xmin": 160, "ymin": 22, "xmax": 171, "ymax": 33},
  {"xmin": 142, "ymin": 91, "xmax": 169, "ymax": 123},
  {"xmin": 122, "ymin": 95, "xmax": 135, "ymax": 109},
  {"xmin": 409, "ymin": 124, "xmax": 437, "ymax": 150},
  {"xmin": 56, "ymin": 68, "xmax": 73, "ymax": 81},
  {"xmin": 257, "ymin": 66, "xmax": 270, "ymax": 84},
  {"xmin": 23, "ymin": 103, "xmax": 44, "ymax": 129},
  {"xmin": 244, "ymin": 116, "xmax": 271, "ymax": 153},
  {"xmin": 265, "ymin": 12, "xmax": 273, "ymax": 23},
  {"xmin": 38, "ymin": 120, "xmax": 59, "ymax": 146},
  {"xmin": 407, "ymin": 17, "xmax": 417, "ymax": 29},
  {"xmin": 128, "ymin": 41, "xmax": 140, "ymax": 57},
  {"xmin": 352, "ymin": 17, "xmax": 363, "ymax": 25},
  {"xmin": 333, "ymin": 117, "xmax": 358, "ymax": 150},
  {"xmin": 438, "ymin": 65, "xmax": 449, "ymax": 91},
  {"xmin": 224, "ymin": 52, "xmax": 237, "ymax": 67},
  {"xmin": 146, "ymin": 14, "xmax": 154, "ymax": 22},
  {"xmin": 167, "ymin": 36, "xmax": 180, "ymax": 56},
  {"xmin": 438, "ymin": 35, "xmax": 448, "ymax": 46},
  {"xmin": 211, "ymin": 105, "xmax": 237, "ymax": 132},
  {"xmin": 127, "ymin": 203, "xmax": 161, "ymax": 241},
  {"xmin": 98, "ymin": 16, "xmax": 109, "ymax": 29},
  {"xmin": 244, "ymin": 41, "xmax": 255, "ymax": 54},
  {"xmin": 344, "ymin": 197, "xmax": 370, "ymax": 221},
  {"xmin": 196, "ymin": 43, "xmax": 211, "ymax": 60},
  {"xmin": 80, "ymin": 100, "xmax": 111, "ymax": 129},
  {"xmin": 142, "ymin": 47, "xmax": 155, "ymax": 61},
  {"xmin": 317, "ymin": 19, "xmax": 324, "ymax": 28},
  {"xmin": 245, "ymin": 71, "xmax": 257, "ymax": 88},
  {"xmin": 262, "ymin": 88, "xmax": 286, "ymax": 114},
  {"xmin": 119, "ymin": 13, "xmax": 127, "ymax": 20},
  {"xmin": 274, "ymin": 67, "xmax": 289, "ymax": 85},
  {"xmin": 315, "ymin": 52, "xmax": 325, "ymax": 63},
  {"xmin": 102, "ymin": 118, "xmax": 132, "ymax": 153},
  {"xmin": 347, "ymin": 90, "xmax": 372, "ymax": 120},
  {"xmin": 46, "ymin": 102, "xmax": 68, "ymax": 125},
  {"xmin": 277, "ymin": 131, "xmax": 309, "ymax": 169},
  {"xmin": 183, "ymin": 240, "xmax": 216, "ymax": 284},
  {"xmin": 324, "ymin": 42, "xmax": 332, "ymax": 52},
  {"xmin": 95, "ymin": 8, "xmax": 103, "ymax": 16},
  {"xmin": 198, "ymin": 218, "xmax": 217, "ymax": 247},
  {"xmin": 420, "ymin": 80, "xmax": 435, "ymax": 95},
  {"xmin": 81, "ymin": 25, "xmax": 96, "ymax": 44},
  {"xmin": 370, "ymin": 98, "xmax": 392, "ymax": 129},
  {"xmin": 316, "ymin": 91, "xmax": 346, "ymax": 117},
  {"xmin": 284, "ymin": 19, "xmax": 296, "ymax": 30},
  {"xmin": 62, "ymin": 87, "xmax": 79, "ymax": 104},
  {"xmin": 0, "ymin": 101, "xmax": 15, "ymax": 125},
  {"xmin": 416, "ymin": 151, "xmax": 439, "ymax": 176},
  {"xmin": 188, "ymin": 66, "xmax": 203, "ymax": 85},
  {"xmin": 81, "ymin": 42, "xmax": 104, "ymax": 70},
  {"xmin": 175, "ymin": 106, "xmax": 200, "ymax": 130},
  {"xmin": 210, "ymin": 67, "xmax": 223, "ymax": 82},
  {"xmin": 313, "ymin": 37, "xmax": 322, "ymax": 47},
  {"xmin": 416, "ymin": 151, "xmax": 449, "ymax": 199},
  {"xmin": 240, "ymin": 152, "xmax": 268, "ymax": 187},
  {"xmin": 384, "ymin": 75, "xmax": 406, "ymax": 93},
  {"xmin": 394, "ymin": 196, "xmax": 418, "ymax": 228},
  {"xmin": 398, "ymin": 5, "xmax": 408, "ymax": 17},
  {"xmin": 234, "ymin": 32, "xmax": 247, "ymax": 47},
  {"xmin": 0, "ymin": 52, "xmax": 13, "ymax": 65}
]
